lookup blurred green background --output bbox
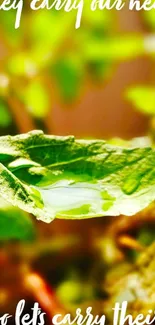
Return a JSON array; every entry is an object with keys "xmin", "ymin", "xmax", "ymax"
[{"xmin": 0, "ymin": 1, "xmax": 155, "ymax": 139}]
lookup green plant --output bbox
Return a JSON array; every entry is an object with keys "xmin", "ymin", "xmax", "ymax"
[{"xmin": 0, "ymin": 130, "xmax": 155, "ymax": 240}]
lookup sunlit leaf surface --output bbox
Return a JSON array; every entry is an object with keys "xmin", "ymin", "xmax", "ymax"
[{"xmin": 0, "ymin": 131, "xmax": 154, "ymax": 222}]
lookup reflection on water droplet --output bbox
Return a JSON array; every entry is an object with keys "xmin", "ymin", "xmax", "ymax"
[
  {"xmin": 35, "ymin": 180, "xmax": 102, "ymax": 216},
  {"xmin": 33, "ymin": 180, "xmax": 118, "ymax": 217},
  {"xmin": 122, "ymin": 177, "xmax": 140, "ymax": 195}
]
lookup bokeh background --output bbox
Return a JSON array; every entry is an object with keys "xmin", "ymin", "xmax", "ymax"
[
  {"xmin": 0, "ymin": 1, "xmax": 155, "ymax": 139},
  {"xmin": 0, "ymin": 2, "xmax": 155, "ymax": 324}
]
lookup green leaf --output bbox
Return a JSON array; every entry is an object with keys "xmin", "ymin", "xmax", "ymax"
[
  {"xmin": 53, "ymin": 56, "xmax": 83, "ymax": 102},
  {"xmin": 126, "ymin": 86, "xmax": 155, "ymax": 115},
  {"xmin": 83, "ymin": 36, "xmax": 145, "ymax": 61},
  {"xmin": 0, "ymin": 99, "xmax": 12, "ymax": 127},
  {"xmin": 23, "ymin": 80, "xmax": 50, "ymax": 118},
  {"xmin": 8, "ymin": 52, "xmax": 37, "ymax": 77},
  {"xmin": 0, "ymin": 130, "xmax": 155, "ymax": 222},
  {"xmin": 0, "ymin": 199, "xmax": 35, "ymax": 241},
  {"xmin": 143, "ymin": 2, "xmax": 155, "ymax": 30}
]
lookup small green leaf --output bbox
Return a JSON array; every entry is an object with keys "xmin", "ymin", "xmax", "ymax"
[
  {"xmin": 22, "ymin": 81, "xmax": 49, "ymax": 118},
  {"xmin": 83, "ymin": 36, "xmax": 144, "ymax": 61},
  {"xmin": 0, "ymin": 131, "xmax": 155, "ymax": 222},
  {"xmin": 8, "ymin": 53, "xmax": 37, "ymax": 77},
  {"xmin": 0, "ymin": 99, "xmax": 12, "ymax": 128},
  {"xmin": 143, "ymin": 3, "xmax": 155, "ymax": 30},
  {"xmin": 0, "ymin": 199, "xmax": 35, "ymax": 241},
  {"xmin": 126, "ymin": 86, "xmax": 155, "ymax": 115},
  {"xmin": 53, "ymin": 56, "xmax": 83, "ymax": 102}
]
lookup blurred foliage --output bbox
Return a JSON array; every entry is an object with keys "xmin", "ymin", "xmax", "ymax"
[
  {"xmin": 0, "ymin": 99, "xmax": 12, "ymax": 128},
  {"xmin": 143, "ymin": 0, "xmax": 155, "ymax": 30},
  {"xmin": 0, "ymin": 3, "xmax": 154, "ymax": 127},
  {"xmin": 83, "ymin": 35, "xmax": 145, "ymax": 61},
  {"xmin": 126, "ymin": 86, "xmax": 155, "ymax": 116},
  {"xmin": 144, "ymin": 9, "xmax": 155, "ymax": 30},
  {"xmin": 53, "ymin": 55, "xmax": 83, "ymax": 102},
  {"xmin": 0, "ymin": 199, "xmax": 35, "ymax": 241},
  {"xmin": 56, "ymin": 278, "xmax": 94, "ymax": 305},
  {"xmin": 22, "ymin": 80, "xmax": 50, "ymax": 119}
]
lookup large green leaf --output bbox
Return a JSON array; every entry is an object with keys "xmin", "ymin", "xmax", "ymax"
[{"xmin": 0, "ymin": 130, "xmax": 155, "ymax": 222}]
